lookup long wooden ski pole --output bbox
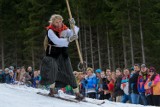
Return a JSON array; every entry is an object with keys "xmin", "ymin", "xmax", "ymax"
[{"xmin": 65, "ymin": 0, "xmax": 85, "ymax": 69}]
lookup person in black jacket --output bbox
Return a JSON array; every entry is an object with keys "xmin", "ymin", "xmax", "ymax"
[
  {"xmin": 98, "ymin": 71, "xmax": 111, "ymax": 100},
  {"xmin": 113, "ymin": 68, "xmax": 124, "ymax": 102},
  {"xmin": 129, "ymin": 64, "xmax": 140, "ymax": 104}
]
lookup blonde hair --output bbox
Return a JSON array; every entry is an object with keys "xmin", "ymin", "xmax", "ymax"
[
  {"xmin": 77, "ymin": 72, "xmax": 83, "ymax": 77},
  {"xmin": 49, "ymin": 14, "xmax": 63, "ymax": 24},
  {"xmin": 86, "ymin": 67, "xmax": 93, "ymax": 73}
]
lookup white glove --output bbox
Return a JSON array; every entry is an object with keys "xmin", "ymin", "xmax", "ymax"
[
  {"xmin": 69, "ymin": 18, "xmax": 75, "ymax": 25},
  {"xmin": 68, "ymin": 35, "xmax": 78, "ymax": 42}
]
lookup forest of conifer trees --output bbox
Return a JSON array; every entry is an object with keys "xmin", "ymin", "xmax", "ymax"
[{"xmin": 0, "ymin": 0, "xmax": 160, "ymax": 71}]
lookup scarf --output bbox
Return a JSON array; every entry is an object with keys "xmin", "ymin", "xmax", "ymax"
[
  {"xmin": 141, "ymin": 71, "xmax": 147, "ymax": 80},
  {"xmin": 46, "ymin": 24, "xmax": 68, "ymax": 37}
]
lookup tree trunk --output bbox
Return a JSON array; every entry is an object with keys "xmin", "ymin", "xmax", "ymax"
[
  {"xmin": 106, "ymin": 26, "xmax": 111, "ymax": 69},
  {"xmin": 31, "ymin": 42, "xmax": 35, "ymax": 70},
  {"xmin": 111, "ymin": 42, "xmax": 115, "ymax": 70},
  {"xmin": 122, "ymin": 26, "xmax": 127, "ymax": 68},
  {"xmin": 138, "ymin": 0, "xmax": 145, "ymax": 64},
  {"xmin": 15, "ymin": 37, "xmax": 18, "ymax": 68},
  {"xmin": 0, "ymin": 6, "xmax": 4, "ymax": 69},
  {"xmin": 97, "ymin": 26, "xmax": 102, "ymax": 69},
  {"xmin": 84, "ymin": 25, "xmax": 88, "ymax": 66},
  {"xmin": 76, "ymin": 6, "xmax": 82, "ymax": 56},
  {"xmin": 127, "ymin": 0, "xmax": 134, "ymax": 66},
  {"xmin": 1, "ymin": 35, "xmax": 4, "ymax": 70},
  {"xmin": 89, "ymin": 20, "xmax": 94, "ymax": 69}
]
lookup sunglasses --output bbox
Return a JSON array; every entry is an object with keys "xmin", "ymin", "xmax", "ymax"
[{"xmin": 149, "ymin": 70, "xmax": 154, "ymax": 72}]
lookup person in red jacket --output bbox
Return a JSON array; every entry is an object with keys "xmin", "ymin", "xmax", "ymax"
[{"xmin": 106, "ymin": 75, "xmax": 115, "ymax": 101}]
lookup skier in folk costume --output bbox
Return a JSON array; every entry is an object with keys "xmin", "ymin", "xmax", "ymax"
[{"xmin": 40, "ymin": 14, "xmax": 84, "ymax": 100}]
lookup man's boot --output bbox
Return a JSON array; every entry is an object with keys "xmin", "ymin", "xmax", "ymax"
[
  {"xmin": 73, "ymin": 87, "xmax": 84, "ymax": 101},
  {"xmin": 75, "ymin": 92, "xmax": 84, "ymax": 101},
  {"xmin": 48, "ymin": 83, "xmax": 57, "ymax": 96},
  {"xmin": 48, "ymin": 88, "xmax": 55, "ymax": 97}
]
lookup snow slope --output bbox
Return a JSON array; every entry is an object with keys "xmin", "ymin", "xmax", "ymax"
[{"xmin": 0, "ymin": 84, "xmax": 154, "ymax": 107}]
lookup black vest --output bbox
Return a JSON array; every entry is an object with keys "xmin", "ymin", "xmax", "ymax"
[{"xmin": 46, "ymin": 29, "xmax": 68, "ymax": 58}]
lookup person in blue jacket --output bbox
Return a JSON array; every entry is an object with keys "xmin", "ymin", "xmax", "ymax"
[
  {"xmin": 4, "ymin": 68, "xmax": 11, "ymax": 84},
  {"xmin": 84, "ymin": 67, "xmax": 97, "ymax": 98},
  {"xmin": 137, "ymin": 64, "xmax": 148, "ymax": 105},
  {"xmin": 32, "ymin": 70, "xmax": 41, "ymax": 88},
  {"xmin": 0, "ymin": 69, "xmax": 5, "ymax": 83}
]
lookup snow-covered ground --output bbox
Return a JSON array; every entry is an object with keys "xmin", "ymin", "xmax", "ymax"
[{"xmin": 0, "ymin": 84, "xmax": 154, "ymax": 107}]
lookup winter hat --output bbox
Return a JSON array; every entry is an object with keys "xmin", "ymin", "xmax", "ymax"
[
  {"xmin": 130, "ymin": 67, "xmax": 134, "ymax": 71},
  {"xmin": 9, "ymin": 66, "xmax": 14, "ymax": 70},
  {"xmin": 141, "ymin": 64, "xmax": 146, "ymax": 68},
  {"xmin": 149, "ymin": 67, "xmax": 156, "ymax": 72},
  {"xmin": 5, "ymin": 68, "xmax": 9, "ymax": 71},
  {"xmin": 96, "ymin": 69, "xmax": 102, "ymax": 73},
  {"xmin": 9, "ymin": 70, "xmax": 13, "ymax": 73}
]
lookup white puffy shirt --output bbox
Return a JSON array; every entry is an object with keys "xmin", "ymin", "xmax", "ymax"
[{"xmin": 48, "ymin": 26, "xmax": 79, "ymax": 47}]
